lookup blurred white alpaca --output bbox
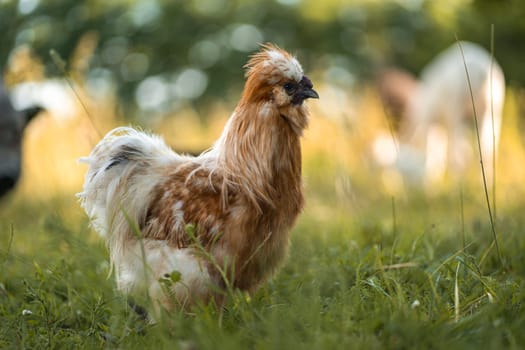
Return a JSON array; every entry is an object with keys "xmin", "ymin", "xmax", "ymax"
[{"xmin": 376, "ymin": 41, "xmax": 505, "ymax": 187}]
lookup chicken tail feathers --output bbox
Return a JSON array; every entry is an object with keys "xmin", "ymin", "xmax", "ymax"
[{"xmin": 77, "ymin": 127, "xmax": 179, "ymax": 243}]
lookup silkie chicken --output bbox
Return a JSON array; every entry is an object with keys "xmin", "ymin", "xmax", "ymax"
[{"xmin": 78, "ymin": 44, "xmax": 319, "ymax": 312}]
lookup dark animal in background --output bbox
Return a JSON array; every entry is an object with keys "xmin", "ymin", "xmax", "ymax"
[{"xmin": 0, "ymin": 78, "xmax": 42, "ymax": 198}]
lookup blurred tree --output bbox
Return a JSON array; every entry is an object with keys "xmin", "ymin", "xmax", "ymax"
[
  {"xmin": 0, "ymin": 0, "xmax": 522, "ymax": 120},
  {"xmin": 461, "ymin": 0, "xmax": 525, "ymax": 85}
]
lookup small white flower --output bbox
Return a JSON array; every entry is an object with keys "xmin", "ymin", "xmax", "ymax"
[
  {"xmin": 410, "ymin": 300, "xmax": 420, "ymax": 309},
  {"xmin": 22, "ymin": 309, "xmax": 33, "ymax": 316}
]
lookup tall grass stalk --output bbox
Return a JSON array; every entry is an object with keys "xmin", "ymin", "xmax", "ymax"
[
  {"xmin": 2, "ymin": 224, "xmax": 14, "ymax": 265},
  {"xmin": 456, "ymin": 38, "xmax": 502, "ymax": 266},
  {"xmin": 460, "ymin": 188, "xmax": 466, "ymax": 251},
  {"xmin": 391, "ymin": 196, "xmax": 397, "ymax": 242},
  {"xmin": 454, "ymin": 261, "xmax": 461, "ymax": 322},
  {"xmin": 50, "ymin": 49, "xmax": 102, "ymax": 140},
  {"xmin": 490, "ymin": 24, "xmax": 497, "ymax": 222}
]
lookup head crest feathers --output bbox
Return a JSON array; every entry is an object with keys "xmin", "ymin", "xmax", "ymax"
[{"xmin": 244, "ymin": 43, "xmax": 304, "ymax": 82}]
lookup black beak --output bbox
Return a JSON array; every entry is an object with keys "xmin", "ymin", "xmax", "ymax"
[
  {"xmin": 301, "ymin": 87, "xmax": 319, "ymax": 100},
  {"xmin": 292, "ymin": 75, "xmax": 319, "ymax": 104}
]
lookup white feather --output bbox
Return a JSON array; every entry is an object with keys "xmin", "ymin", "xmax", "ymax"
[
  {"xmin": 78, "ymin": 127, "xmax": 209, "ymax": 311},
  {"xmin": 118, "ymin": 240, "xmax": 211, "ymax": 311}
]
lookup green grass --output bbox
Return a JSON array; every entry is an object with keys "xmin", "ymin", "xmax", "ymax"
[
  {"xmin": 1, "ymin": 175, "xmax": 525, "ymax": 350},
  {"xmin": 3, "ymin": 86, "xmax": 525, "ymax": 347},
  {"xmin": 3, "ymin": 32, "xmax": 524, "ymax": 348}
]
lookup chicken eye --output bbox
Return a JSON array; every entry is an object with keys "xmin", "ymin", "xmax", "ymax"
[{"xmin": 283, "ymin": 82, "xmax": 296, "ymax": 94}]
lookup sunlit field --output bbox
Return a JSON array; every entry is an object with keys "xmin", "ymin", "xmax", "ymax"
[{"xmin": 2, "ymin": 72, "xmax": 525, "ymax": 349}]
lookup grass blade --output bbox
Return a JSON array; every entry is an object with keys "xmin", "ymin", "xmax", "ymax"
[
  {"xmin": 456, "ymin": 37, "xmax": 503, "ymax": 267},
  {"xmin": 490, "ymin": 24, "xmax": 497, "ymax": 222},
  {"xmin": 50, "ymin": 49, "xmax": 102, "ymax": 140},
  {"xmin": 454, "ymin": 261, "xmax": 460, "ymax": 322}
]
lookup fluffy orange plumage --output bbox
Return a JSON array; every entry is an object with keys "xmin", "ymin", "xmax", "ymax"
[{"xmin": 78, "ymin": 44, "xmax": 318, "ymax": 312}]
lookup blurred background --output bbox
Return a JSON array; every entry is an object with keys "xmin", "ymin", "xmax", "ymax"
[{"xmin": 1, "ymin": 0, "xmax": 525, "ymax": 213}]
